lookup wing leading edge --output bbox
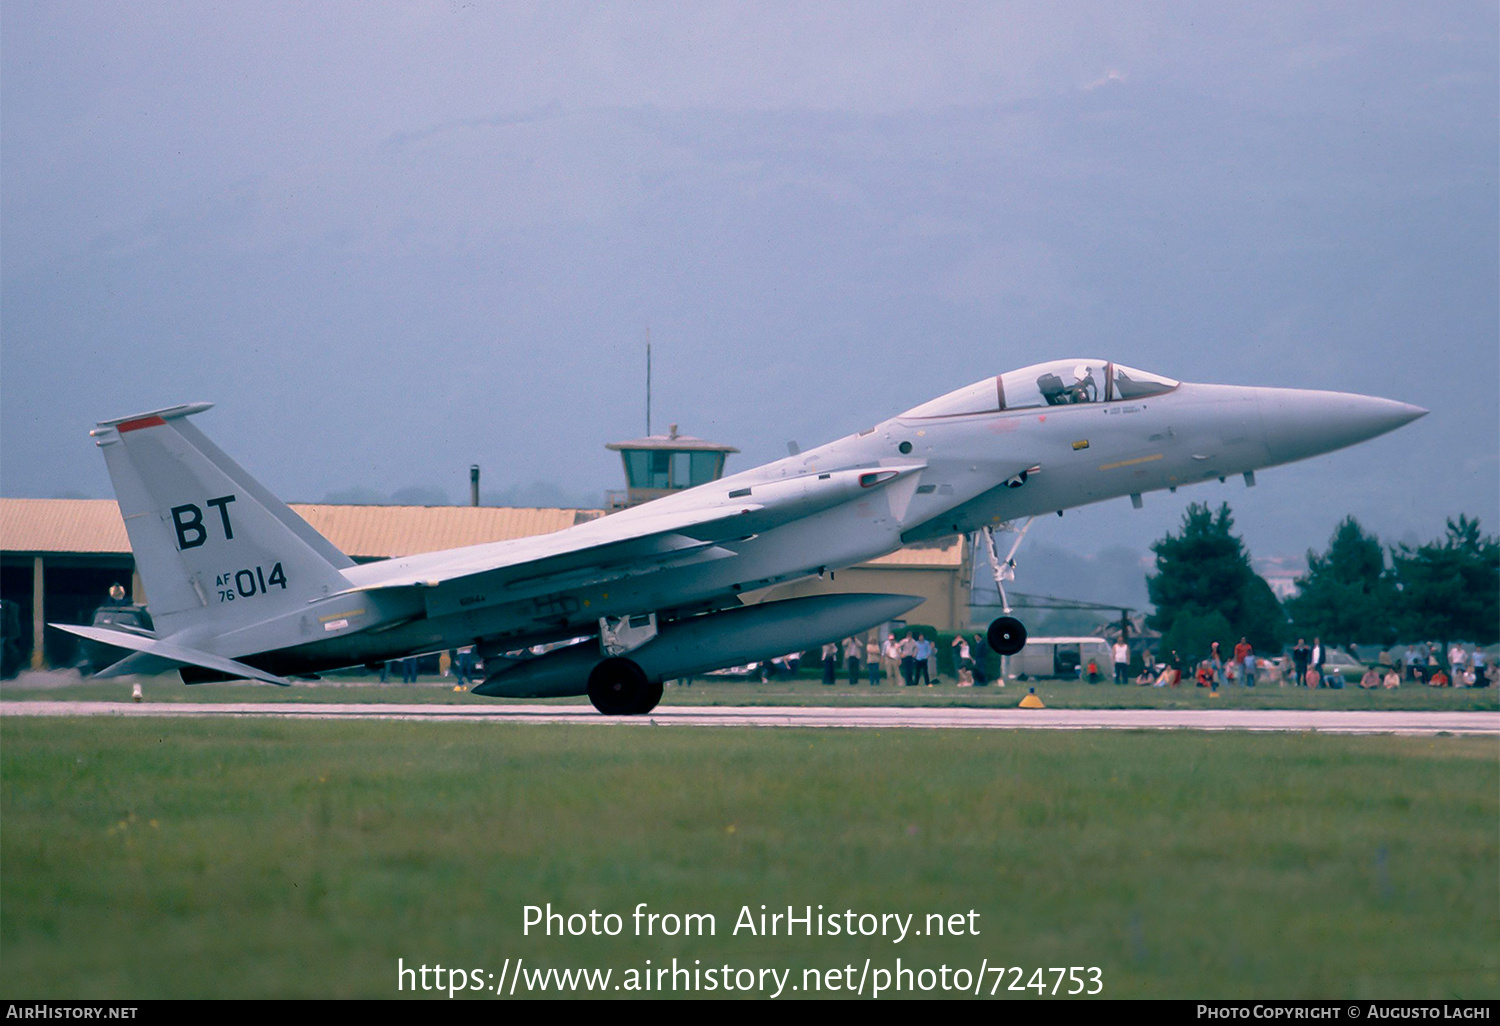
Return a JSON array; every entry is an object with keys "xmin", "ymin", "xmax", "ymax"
[
  {"xmin": 334, "ymin": 502, "xmax": 767, "ymax": 616},
  {"xmin": 335, "ymin": 461, "xmax": 933, "ymax": 613}
]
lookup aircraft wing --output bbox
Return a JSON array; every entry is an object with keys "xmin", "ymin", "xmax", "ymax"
[
  {"xmin": 336, "ymin": 463, "xmax": 932, "ymax": 620},
  {"xmin": 337, "ymin": 501, "xmax": 768, "ymax": 617}
]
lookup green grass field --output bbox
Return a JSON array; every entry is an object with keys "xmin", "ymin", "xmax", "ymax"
[
  {"xmin": 2, "ymin": 718, "xmax": 1495, "ymax": 998},
  {"xmin": 5, "ymin": 669, "xmax": 1497, "ymax": 711}
]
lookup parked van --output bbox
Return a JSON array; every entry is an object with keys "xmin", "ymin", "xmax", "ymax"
[{"xmin": 1007, "ymin": 636, "xmax": 1112, "ymax": 681}]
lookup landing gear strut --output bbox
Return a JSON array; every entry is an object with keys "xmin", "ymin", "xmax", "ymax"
[
  {"xmin": 980, "ymin": 519, "xmax": 1034, "ymax": 657},
  {"xmin": 587, "ymin": 656, "xmax": 663, "ymax": 715}
]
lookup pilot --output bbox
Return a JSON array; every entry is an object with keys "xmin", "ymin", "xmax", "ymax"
[
  {"xmin": 1069, "ymin": 364, "xmax": 1099, "ymax": 403},
  {"xmin": 1038, "ymin": 365, "xmax": 1099, "ymax": 404}
]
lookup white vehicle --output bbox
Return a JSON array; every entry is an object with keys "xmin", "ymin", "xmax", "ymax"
[
  {"xmin": 1008, "ymin": 637, "xmax": 1113, "ymax": 681},
  {"xmin": 55, "ymin": 358, "xmax": 1422, "ymax": 714}
]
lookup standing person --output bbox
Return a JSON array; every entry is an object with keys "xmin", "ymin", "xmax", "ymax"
[
  {"xmin": 971, "ymin": 633, "xmax": 990, "ymax": 686},
  {"xmin": 882, "ymin": 632, "xmax": 901, "ymax": 686},
  {"xmin": 1208, "ymin": 641, "xmax": 1226, "ymax": 689},
  {"xmin": 1112, "ymin": 639, "xmax": 1130, "ymax": 686},
  {"xmin": 843, "ymin": 635, "xmax": 863, "ymax": 685},
  {"xmin": 966, "ymin": 630, "xmax": 990, "ymax": 684},
  {"xmin": 451, "ymin": 647, "xmax": 473, "ymax": 687},
  {"xmin": 914, "ymin": 633, "xmax": 933, "ymax": 686},
  {"xmin": 1449, "ymin": 644, "xmax": 1468, "ymax": 686},
  {"xmin": 1473, "ymin": 648, "xmax": 1489, "ymax": 688},
  {"xmin": 866, "ymin": 634, "xmax": 881, "ymax": 685},
  {"xmin": 1310, "ymin": 637, "xmax": 1327, "ymax": 688},
  {"xmin": 899, "ymin": 631, "xmax": 918, "ymax": 686},
  {"xmin": 1292, "ymin": 638, "xmax": 1311, "ymax": 687},
  {"xmin": 1404, "ymin": 644, "xmax": 1421, "ymax": 683},
  {"xmin": 821, "ymin": 642, "xmax": 838, "ymax": 684},
  {"xmin": 952, "ymin": 634, "xmax": 973, "ymax": 686},
  {"xmin": 1234, "ymin": 637, "xmax": 1254, "ymax": 687}
]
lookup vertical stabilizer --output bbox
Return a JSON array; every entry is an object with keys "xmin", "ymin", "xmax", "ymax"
[{"xmin": 91, "ymin": 405, "xmax": 353, "ymax": 637}]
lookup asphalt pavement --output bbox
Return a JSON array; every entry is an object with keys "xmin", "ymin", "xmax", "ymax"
[{"xmin": 3, "ymin": 702, "xmax": 1494, "ymax": 735}]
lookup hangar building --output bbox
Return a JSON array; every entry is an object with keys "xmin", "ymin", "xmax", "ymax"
[{"xmin": 1, "ymin": 498, "xmax": 967, "ymax": 671}]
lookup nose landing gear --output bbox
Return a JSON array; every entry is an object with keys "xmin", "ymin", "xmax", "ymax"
[
  {"xmin": 986, "ymin": 615, "xmax": 1028, "ymax": 656},
  {"xmin": 980, "ymin": 519, "xmax": 1035, "ymax": 657}
]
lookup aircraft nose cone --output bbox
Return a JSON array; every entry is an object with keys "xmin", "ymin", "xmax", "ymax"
[{"xmin": 1260, "ymin": 390, "xmax": 1426, "ymax": 466}]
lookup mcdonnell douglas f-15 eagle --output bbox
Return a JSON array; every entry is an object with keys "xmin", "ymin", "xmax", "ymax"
[{"xmin": 54, "ymin": 359, "xmax": 1423, "ymax": 714}]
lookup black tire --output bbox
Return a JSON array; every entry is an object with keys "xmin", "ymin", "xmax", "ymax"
[
  {"xmin": 987, "ymin": 616, "xmax": 1027, "ymax": 656},
  {"xmin": 587, "ymin": 657, "xmax": 662, "ymax": 715}
]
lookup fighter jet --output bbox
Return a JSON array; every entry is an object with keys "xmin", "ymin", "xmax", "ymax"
[{"xmin": 54, "ymin": 358, "xmax": 1423, "ymax": 714}]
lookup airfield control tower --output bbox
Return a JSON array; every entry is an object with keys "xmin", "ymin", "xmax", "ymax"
[{"xmin": 605, "ymin": 424, "xmax": 738, "ymax": 511}]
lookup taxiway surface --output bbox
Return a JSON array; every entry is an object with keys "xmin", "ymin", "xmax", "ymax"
[{"xmin": 2, "ymin": 702, "xmax": 1495, "ymax": 735}]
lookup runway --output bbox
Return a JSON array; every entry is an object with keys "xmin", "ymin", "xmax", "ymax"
[{"xmin": 2, "ymin": 701, "xmax": 1495, "ymax": 735}]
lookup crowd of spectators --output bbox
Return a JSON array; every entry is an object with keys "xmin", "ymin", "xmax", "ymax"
[
  {"xmin": 717, "ymin": 631, "xmax": 1493, "ymax": 692},
  {"xmin": 1135, "ymin": 638, "xmax": 1492, "ymax": 691}
]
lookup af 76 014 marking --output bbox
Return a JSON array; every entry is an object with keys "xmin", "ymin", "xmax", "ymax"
[{"xmin": 214, "ymin": 563, "xmax": 287, "ymax": 602}]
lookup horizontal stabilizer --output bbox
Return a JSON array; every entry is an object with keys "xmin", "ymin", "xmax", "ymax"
[{"xmin": 50, "ymin": 623, "xmax": 291, "ymax": 686}]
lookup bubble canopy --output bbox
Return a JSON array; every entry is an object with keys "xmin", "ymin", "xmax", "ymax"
[{"xmin": 900, "ymin": 360, "xmax": 1179, "ymax": 419}]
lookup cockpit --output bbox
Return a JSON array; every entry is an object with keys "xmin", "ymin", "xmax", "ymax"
[{"xmin": 900, "ymin": 360, "xmax": 1179, "ymax": 419}]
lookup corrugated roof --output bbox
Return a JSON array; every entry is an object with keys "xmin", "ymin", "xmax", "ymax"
[
  {"xmin": 1, "ymin": 497, "xmax": 957, "ymax": 566},
  {"xmin": 294, "ymin": 504, "xmax": 598, "ymax": 558},
  {"xmin": 1, "ymin": 498, "xmax": 602, "ymax": 561},
  {"xmin": 1, "ymin": 499, "xmax": 131, "ymax": 554},
  {"xmin": 862, "ymin": 537, "xmax": 965, "ymax": 568}
]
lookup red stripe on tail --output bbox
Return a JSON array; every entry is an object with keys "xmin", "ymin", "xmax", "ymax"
[{"xmin": 117, "ymin": 416, "xmax": 167, "ymax": 433}]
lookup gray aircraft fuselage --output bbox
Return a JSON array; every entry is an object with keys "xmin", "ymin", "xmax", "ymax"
[
  {"xmin": 273, "ymin": 364, "xmax": 1421, "ymax": 669},
  {"xmin": 61, "ymin": 358, "xmax": 1424, "ymax": 713}
]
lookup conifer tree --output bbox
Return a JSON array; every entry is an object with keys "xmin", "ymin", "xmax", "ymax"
[
  {"xmin": 1284, "ymin": 516, "xmax": 1400, "ymax": 649},
  {"xmin": 1147, "ymin": 502, "xmax": 1285, "ymax": 656},
  {"xmin": 1391, "ymin": 516, "xmax": 1499, "ymax": 654}
]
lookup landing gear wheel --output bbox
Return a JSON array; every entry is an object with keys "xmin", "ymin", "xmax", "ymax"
[
  {"xmin": 987, "ymin": 616, "xmax": 1028, "ymax": 656},
  {"xmin": 587, "ymin": 657, "xmax": 663, "ymax": 715}
]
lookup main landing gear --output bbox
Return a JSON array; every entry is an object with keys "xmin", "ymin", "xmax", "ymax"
[{"xmin": 586, "ymin": 656, "xmax": 663, "ymax": 715}]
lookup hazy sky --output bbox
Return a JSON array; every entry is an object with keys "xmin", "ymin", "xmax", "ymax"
[{"xmin": 3, "ymin": 2, "xmax": 1496, "ymax": 583}]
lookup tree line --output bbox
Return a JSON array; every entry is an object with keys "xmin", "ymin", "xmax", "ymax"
[{"xmin": 1146, "ymin": 503, "xmax": 1499, "ymax": 665}]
